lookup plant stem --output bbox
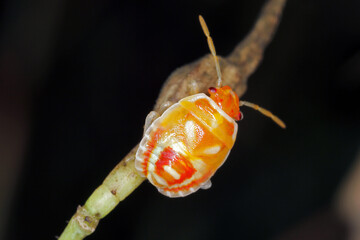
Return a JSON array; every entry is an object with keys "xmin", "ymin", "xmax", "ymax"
[{"xmin": 58, "ymin": 146, "xmax": 145, "ymax": 240}]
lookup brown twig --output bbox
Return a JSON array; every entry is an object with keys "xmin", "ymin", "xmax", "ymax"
[
  {"xmin": 155, "ymin": 0, "xmax": 286, "ymax": 111},
  {"xmin": 58, "ymin": 0, "xmax": 287, "ymax": 239}
]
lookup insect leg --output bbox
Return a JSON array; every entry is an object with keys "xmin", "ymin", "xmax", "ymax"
[
  {"xmin": 144, "ymin": 111, "xmax": 159, "ymax": 135},
  {"xmin": 200, "ymin": 180, "xmax": 212, "ymax": 190},
  {"xmin": 144, "ymin": 101, "xmax": 173, "ymax": 135},
  {"xmin": 158, "ymin": 101, "xmax": 173, "ymax": 114}
]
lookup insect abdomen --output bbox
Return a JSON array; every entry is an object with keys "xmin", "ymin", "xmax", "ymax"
[{"xmin": 135, "ymin": 94, "xmax": 237, "ymax": 197}]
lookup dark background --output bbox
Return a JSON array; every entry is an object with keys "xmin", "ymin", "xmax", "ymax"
[{"xmin": 1, "ymin": 0, "xmax": 359, "ymax": 239}]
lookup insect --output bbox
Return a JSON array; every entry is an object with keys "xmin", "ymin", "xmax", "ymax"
[{"xmin": 135, "ymin": 15, "xmax": 286, "ymax": 197}]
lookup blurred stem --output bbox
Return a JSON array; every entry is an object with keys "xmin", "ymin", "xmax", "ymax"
[{"xmin": 58, "ymin": 0, "xmax": 286, "ymax": 239}]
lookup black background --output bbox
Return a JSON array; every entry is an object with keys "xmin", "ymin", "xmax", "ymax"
[{"xmin": 2, "ymin": 0, "xmax": 360, "ymax": 239}]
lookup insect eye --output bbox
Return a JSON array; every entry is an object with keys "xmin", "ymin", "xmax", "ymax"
[
  {"xmin": 209, "ymin": 87, "xmax": 217, "ymax": 93},
  {"xmin": 238, "ymin": 111, "xmax": 244, "ymax": 120}
]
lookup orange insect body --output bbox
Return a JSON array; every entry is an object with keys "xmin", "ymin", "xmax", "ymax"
[
  {"xmin": 135, "ymin": 16, "xmax": 285, "ymax": 198},
  {"xmin": 135, "ymin": 92, "xmax": 238, "ymax": 197}
]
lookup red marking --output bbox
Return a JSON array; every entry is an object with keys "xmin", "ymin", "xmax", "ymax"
[
  {"xmin": 163, "ymin": 171, "xmax": 212, "ymax": 193},
  {"xmin": 155, "ymin": 147, "xmax": 196, "ymax": 186},
  {"xmin": 226, "ymin": 121, "xmax": 235, "ymax": 137},
  {"xmin": 142, "ymin": 128, "xmax": 163, "ymax": 176}
]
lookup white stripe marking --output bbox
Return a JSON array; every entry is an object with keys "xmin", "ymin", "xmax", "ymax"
[
  {"xmin": 185, "ymin": 120, "xmax": 196, "ymax": 145},
  {"xmin": 152, "ymin": 173, "xmax": 168, "ymax": 186},
  {"xmin": 203, "ymin": 145, "xmax": 221, "ymax": 155},
  {"xmin": 147, "ymin": 163, "xmax": 155, "ymax": 172},
  {"xmin": 164, "ymin": 166, "xmax": 181, "ymax": 179},
  {"xmin": 149, "ymin": 146, "xmax": 163, "ymax": 164}
]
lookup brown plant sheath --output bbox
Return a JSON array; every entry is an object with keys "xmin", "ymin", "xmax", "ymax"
[{"xmin": 58, "ymin": 0, "xmax": 287, "ymax": 239}]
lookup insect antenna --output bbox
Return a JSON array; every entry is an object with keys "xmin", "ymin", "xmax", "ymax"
[
  {"xmin": 199, "ymin": 15, "xmax": 222, "ymax": 88},
  {"xmin": 240, "ymin": 100, "xmax": 286, "ymax": 128}
]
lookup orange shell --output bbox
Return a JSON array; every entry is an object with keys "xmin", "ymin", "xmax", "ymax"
[{"xmin": 135, "ymin": 93, "xmax": 237, "ymax": 197}]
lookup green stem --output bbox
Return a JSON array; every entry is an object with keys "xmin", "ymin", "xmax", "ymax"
[{"xmin": 58, "ymin": 145, "xmax": 145, "ymax": 240}]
